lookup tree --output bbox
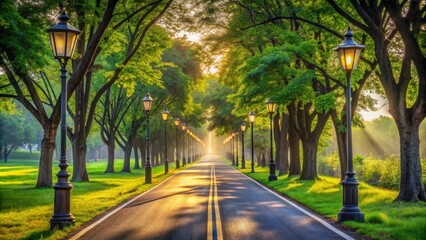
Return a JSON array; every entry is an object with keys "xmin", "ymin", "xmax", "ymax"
[
  {"xmin": 327, "ymin": 0, "xmax": 426, "ymax": 202},
  {"xmin": 0, "ymin": 0, "xmax": 120, "ymax": 187},
  {"xmin": 67, "ymin": 0, "xmax": 174, "ymax": 181},
  {"xmin": 96, "ymin": 86, "xmax": 133, "ymax": 173},
  {"xmin": 0, "ymin": 113, "xmax": 24, "ymax": 162}
]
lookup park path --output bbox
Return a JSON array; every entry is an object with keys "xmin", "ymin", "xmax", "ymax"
[{"xmin": 70, "ymin": 155, "xmax": 354, "ymax": 240}]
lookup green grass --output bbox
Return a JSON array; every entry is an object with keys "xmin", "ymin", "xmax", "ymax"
[
  {"xmin": 237, "ymin": 161, "xmax": 426, "ymax": 240},
  {"xmin": 0, "ymin": 159, "xmax": 190, "ymax": 240}
]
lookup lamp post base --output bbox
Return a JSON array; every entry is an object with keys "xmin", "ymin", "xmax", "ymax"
[
  {"xmin": 338, "ymin": 177, "xmax": 364, "ymax": 222},
  {"xmin": 338, "ymin": 210, "xmax": 364, "ymax": 222},
  {"xmin": 268, "ymin": 175, "xmax": 277, "ymax": 181},
  {"xmin": 268, "ymin": 161, "xmax": 277, "ymax": 181},
  {"xmin": 145, "ymin": 166, "xmax": 152, "ymax": 184},
  {"xmin": 50, "ymin": 186, "xmax": 75, "ymax": 230},
  {"xmin": 50, "ymin": 214, "xmax": 75, "ymax": 230}
]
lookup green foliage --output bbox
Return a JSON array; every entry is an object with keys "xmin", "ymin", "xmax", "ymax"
[
  {"xmin": 0, "ymin": 0, "xmax": 51, "ymax": 71},
  {"xmin": 202, "ymin": 79, "xmax": 239, "ymax": 134},
  {"xmin": 366, "ymin": 213, "xmax": 389, "ymax": 224},
  {"xmin": 0, "ymin": 113, "xmax": 25, "ymax": 159},
  {"xmin": 315, "ymin": 92, "xmax": 337, "ymax": 113},
  {"xmin": 318, "ymin": 152, "xmax": 340, "ymax": 177},
  {"xmin": 8, "ymin": 150, "xmax": 41, "ymax": 160}
]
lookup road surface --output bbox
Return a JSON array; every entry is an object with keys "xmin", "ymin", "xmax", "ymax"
[{"xmin": 70, "ymin": 155, "xmax": 354, "ymax": 240}]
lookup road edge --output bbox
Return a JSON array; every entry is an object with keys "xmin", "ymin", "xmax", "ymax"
[
  {"xmin": 66, "ymin": 160, "xmax": 204, "ymax": 240},
  {"xmin": 228, "ymin": 162, "xmax": 355, "ymax": 240}
]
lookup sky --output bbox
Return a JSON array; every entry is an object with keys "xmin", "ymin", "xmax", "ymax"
[{"xmin": 359, "ymin": 93, "xmax": 391, "ymax": 121}]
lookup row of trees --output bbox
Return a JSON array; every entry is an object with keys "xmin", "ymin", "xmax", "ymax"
[
  {"xmin": 0, "ymin": 1, "xmax": 205, "ymax": 186},
  {"xmin": 197, "ymin": 0, "xmax": 425, "ymax": 202}
]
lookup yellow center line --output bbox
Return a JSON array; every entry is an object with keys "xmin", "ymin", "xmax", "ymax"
[
  {"xmin": 207, "ymin": 160, "xmax": 223, "ymax": 240},
  {"xmin": 207, "ymin": 163, "xmax": 213, "ymax": 240}
]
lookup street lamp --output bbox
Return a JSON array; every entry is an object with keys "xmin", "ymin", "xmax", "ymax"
[
  {"xmin": 249, "ymin": 111, "xmax": 255, "ymax": 173},
  {"xmin": 335, "ymin": 27, "xmax": 365, "ymax": 222},
  {"xmin": 235, "ymin": 130, "xmax": 239, "ymax": 167},
  {"xmin": 241, "ymin": 122, "xmax": 246, "ymax": 169},
  {"xmin": 174, "ymin": 117, "xmax": 180, "ymax": 169},
  {"xmin": 266, "ymin": 99, "xmax": 277, "ymax": 181},
  {"xmin": 185, "ymin": 128, "xmax": 191, "ymax": 164},
  {"xmin": 231, "ymin": 131, "xmax": 236, "ymax": 165},
  {"xmin": 186, "ymin": 128, "xmax": 191, "ymax": 163},
  {"xmin": 48, "ymin": 10, "xmax": 81, "ymax": 229},
  {"xmin": 181, "ymin": 123, "xmax": 186, "ymax": 166},
  {"xmin": 162, "ymin": 108, "xmax": 169, "ymax": 174},
  {"xmin": 143, "ymin": 93, "xmax": 153, "ymax": 184}
]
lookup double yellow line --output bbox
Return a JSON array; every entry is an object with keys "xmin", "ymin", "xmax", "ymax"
[{"xmin": 207, "ymin": 161, "xmax": 223, "ymax": 240}]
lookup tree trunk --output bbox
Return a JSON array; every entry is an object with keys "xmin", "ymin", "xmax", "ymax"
[
  {"xmin": 71, "ymin": 136, "xmax": 89, "ymax": 182},
  {"xmin": 29, "ymin": 143, "xmax": 32, "ymax": 160},
  {"xmin": 331, "ymin": 108, "xmax": 348, "ymax": 180},
  {"xmin": 36, "ymin": 126, "xmax": 57, "ymax": 187},
  {"xmin": 276, "ymin": 112, "xmax": 289, "ymax": 176},
  {"xmin": 261, "ymin": 150, "xmax": 266, "ymax": 167},
  {"xmin": 121, "ymin": 144, "xmax": 133, "ymax": 172},
  {"xmin": 105, "ymin": 138, "xmax": 115, "ymax": 173},
  {"xmin": 300, "ymin": 138, "xmax": 319, "ymax": 180},
  {"xmin": 3, "ymin": 148, "xmax": 7, "ymax": 162},
  {"xmin": 134, "ymin": 145, "xmax": 140, "ymax": 169},
  {"xmin": 274, "ymin": 114, "xmax": 281, "ymax": 171},
  {"xmin": 121, "ymin": 119, "xmax": 142, "ymax": 172},
  {"xmin": 396, "ymin": 122, "xmax": 426, "ymax": 201},
  {"xmin": 288, "ymin": 112, "xmax": 300, "ymax": 176},
  {"xmin": 69, "ymin": 68, "xmax": 90, "ymax": 182}
]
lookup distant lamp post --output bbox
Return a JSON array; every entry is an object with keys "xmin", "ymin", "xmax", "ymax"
[
  {"xmin": 162, "ymin": 108, "xmax": 169, "ymax": 174},
  {"xmin": 249, "ymin": 112, "xmax": 255, "ymax": 173},
  {"xmin": 335, "ymin": 27, "xmax": 365, "ymax": 222},
  {"xmin": 181, "ymin": 123, "xmax": 187, "ymax": 166},
  {"xmin": 266, "ymin": 99, "xmax": 277, "ymax": 181},
  {"xmin": 186, "ymin": 128, "xmax": 191, "ymax": 163},
  {"xmin": 143, "ymin": 93, "xmax": 153, "ymax": 184},
  {"xmin": 48, "ymin": 10, "xmax": 81, "ymax": 229},
  {"xmin": 241, "ymin": 122, "xmax": 246, "ymax": 169},
  {"xmin": 231, "ymin": 131, "xmax": 236, "ymax": 165},
  {"xmin": 174, "ymin": 117, "xmax": 180, "ymax": 169},
  {"xmin": 235, "ymin": 130, "xmax": 239, "ymax": 167}
]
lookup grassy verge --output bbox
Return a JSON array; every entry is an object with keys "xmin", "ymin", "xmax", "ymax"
[
  {"xmin": 237, "ymin": 161, "xmax": 426, "ymax": 240},
  {"xmin": 0, "ymin": 159, "xmax": 191, "ymax": 240}
]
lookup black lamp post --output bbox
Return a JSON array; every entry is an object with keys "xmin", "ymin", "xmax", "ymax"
[
  {"xmin": 48, "ymin": 10, "xmax": 81, "ymax": 229},
  {"xmin": 335, "ymin": 27, "xmax": 365, "ymax": 223},
  {"xmin": 266, "ymin": 99, "xmax": 277, "ymax": 181},
  {"xmin": 186, "ymin": 128, "xmax": 191, "ymax": 163},
  {"xmin": 181, "ymin": 123, "xmax": 186, "ymax": 166},
  {"xmin": 162, "ymin": 108, "xmax": 169, "ymax": 174},
  {"xmin": 231, "ymin": 132, "xmax": 236, "ymax": 165},
  {"xmin": 235, "ymin": 130, "xmax": 239, "ymax": 167},
  {"xmin": 174, "ymin": 117, "xmax": 180, "ymax": 169},
  {"xmin": 241, "ymin": 122, "xmax": 246, "ymax": 169},
  {"xmin": 143, "ymin": 93, "xmax": 153, "ymax": 184},
  {"xmin": 228, "ymin": 137, "xmax": 232, "ymax": 162},
  {"xmin": 191, "ymin": 132, "xmax": 194, "ymax": 161},
  {"xmin": 249, "ymin": 111, "xmax": 255, "ymax": 173}
]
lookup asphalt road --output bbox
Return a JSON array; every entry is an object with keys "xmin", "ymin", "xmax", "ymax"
[{"xmin": 70, "ymin": 155, "xmax": 354, "ymax": 240}]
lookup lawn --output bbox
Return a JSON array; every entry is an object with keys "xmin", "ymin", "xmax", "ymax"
[
  {"xmin": 237, "ymin": 161, "xmax": 426, "ymax": 240},
  {"xmin": 0, "ymin": 158, "xmax": 188, "ymax": 240}
]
